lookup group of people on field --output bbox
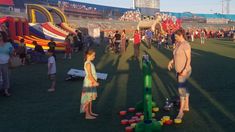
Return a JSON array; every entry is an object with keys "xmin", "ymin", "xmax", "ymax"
[
  {"xmin": 81, "ymin": 28, "xmax": 192, "ymax": 122},
  {"xmin": 108, "ymin": 30, "xmax": 127, "ymax": 53},
  {"xmin": 0, "ymin": 25, "xmax": 195, "ymax": 123}
]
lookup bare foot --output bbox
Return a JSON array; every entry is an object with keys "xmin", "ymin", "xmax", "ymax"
[
  {"xmin": 4, "ymin": 90, "xmax": 11, "ymax": 97},
  {"xmin": 48, "ymin": 88, "xmax": 55, "ymax": 92},
  {"xmin": 85, "ymin": 115, "xmax": 96, "ymax": 120},
  {"xmin": 91, "ymin": 113, "xmax": 99, "ymax": 116},
  {"xmin": 184, "ymin": 107, "xmax": 190, "ymax": 112},
  {"xmin": 4, "ymin": 92, "xmax": 11, "ymax": 97},
  {"xmin": 176, "ymin": 112, "xmax": 184, "ymax": 120}
]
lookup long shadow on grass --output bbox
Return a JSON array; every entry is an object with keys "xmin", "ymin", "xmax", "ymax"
[
  {"xmin": 141, "ymin": 40, "xmax": 150, "ymax": 49},
  {"xmin": 210, "ymin": 39, "xmax": 235, "ymax": 49},
  {"xmin": 126, "ymin": 57, "xmax": 142, "ymax": 105},
  {"xmin": 143, "ymin": 50, "xmax": 178, "ymax": 104},
  {"xmin": 74, "ymin": 45, "xmax": 130, "ymax": 131},
  {"xmin": 95, "ymin": 44, "xmax": 145, "ymax": 131}
]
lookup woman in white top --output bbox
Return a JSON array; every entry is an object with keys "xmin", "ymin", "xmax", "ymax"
[{"xmin": 0, "ymin": 31, "xmax": 13, "ymax": 96}]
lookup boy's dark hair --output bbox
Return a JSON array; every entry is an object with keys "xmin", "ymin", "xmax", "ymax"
[
  {"xmin": 174, "ymin": 28, "xmax": 187, "ymax": 39},
  {"xmin": 20, "ymin": 38, "xmax": 24, "ymax": 43}
]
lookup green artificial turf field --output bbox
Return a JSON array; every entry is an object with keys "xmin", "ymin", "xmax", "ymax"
[{"xmin": 0, "ymin": 39, "xmax": 234, "ymax": 132}]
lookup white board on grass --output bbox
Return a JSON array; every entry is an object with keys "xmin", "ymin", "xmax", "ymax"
[{"xmin": 67, "ymin": 68, "xmax": 108, "ymax": 80}]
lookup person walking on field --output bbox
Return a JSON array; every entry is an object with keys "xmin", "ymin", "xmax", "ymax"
[
  {"xmin": 168, "ymin": 28, "xmax": 192, "ymax": 121},
  {"xmin": 200, "ymin": 29, "xmax": 206, "ymax": 44},
  {"xmin": 145, "ymin": 28, "xmax": 153, "ymax": 49},
  {"xmin": 133, "ymin": 30, "xmax": 141, "ymax": 59},
  {"xmin": 114, "ymin": 31, "xmax": 121, "ymax": 53},
  {"xmin": 121, "ymin": 30, "xmax": 126, "ymax": 53}
]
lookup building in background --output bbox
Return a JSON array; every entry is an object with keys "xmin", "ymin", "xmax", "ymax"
[{"xmin": 134, "ymin": 0, "xmax": 160, "ymax": 16}]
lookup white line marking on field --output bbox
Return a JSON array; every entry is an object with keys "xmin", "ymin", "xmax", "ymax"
[{"xmin": 192, "ymin": 51, "xmax": 202, "ymax": 56}]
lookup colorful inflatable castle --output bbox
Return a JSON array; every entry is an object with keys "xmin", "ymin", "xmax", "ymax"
[
  {"xmin": 0, "ymin": 4, "xmax": 76, "ymax": 51},
  {"xmin": 0, "ymin": 16, "xmax": 64, "ymax": 51},
  {"xmin": 137, "ymin": 14, "xmax": 182, "ymax": 36},
  {"xmin": 161, "ymin": 17, "xmax": 182, "ymax": 34},
  {"xmin": 26, "ymin": 4, "xmax": 76, "ymax": 38}
]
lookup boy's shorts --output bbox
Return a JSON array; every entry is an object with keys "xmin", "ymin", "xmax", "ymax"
[
  {"xmin": 177, "ymin": 71, "xmax": 191, "ymax": 98},
  {"xmin": 48, "ymin": 74, "xmax": 56, "ymax": 81}
]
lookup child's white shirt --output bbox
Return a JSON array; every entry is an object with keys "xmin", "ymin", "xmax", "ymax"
[{"xmin": 48, "ymin": 56, "xmax": 56, "ymax": 74}]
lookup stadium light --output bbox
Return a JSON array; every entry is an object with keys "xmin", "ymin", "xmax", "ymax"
[
  {"xmin": 225, "ymin": 0, "xmax": 232, "ymax": 14},
  {"xmin": 222, "ymin": 0, "xmax": 232, "ymax": 14}
]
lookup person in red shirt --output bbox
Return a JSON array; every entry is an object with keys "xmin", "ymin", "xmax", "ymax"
[
  {"xmin": 133, "ymin": 30, "xmax": 141, "ymax": 58},
  {"xmin": 64, "ymin": 38, "xmax": 72, "ymax": 59}
]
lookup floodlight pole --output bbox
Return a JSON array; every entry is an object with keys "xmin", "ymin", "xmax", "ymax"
[
  {"xmin": 133, "ymin": 0, "xmax": 136, "ymax": 9},
  {"xmin": 225, "ymin": 0, "xmax": 231, "ymax": 14},
  {"xmin": 222, "ymin": 0, "xmax": 224, "ymax": 14}
]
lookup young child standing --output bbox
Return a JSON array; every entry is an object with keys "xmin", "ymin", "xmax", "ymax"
[
  {"xmin": 47, "ymin": 49, "xmax": 56, "ymax": 92},
  {"xmin": 80, "ymin": 49, "xmax": 99, "ymax": 119}
]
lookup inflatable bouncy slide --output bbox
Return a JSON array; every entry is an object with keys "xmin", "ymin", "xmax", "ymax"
[
  {"xmin": 0, "ymin": 16, "xmax": 64, "ymax": 51},
  {"xmin": 26, "ymin": 4, "xmax": 76, "ymax": 38},
  {"xmin": 0, "ymin": 4, "xmax": 76, "ymax": 51}
]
